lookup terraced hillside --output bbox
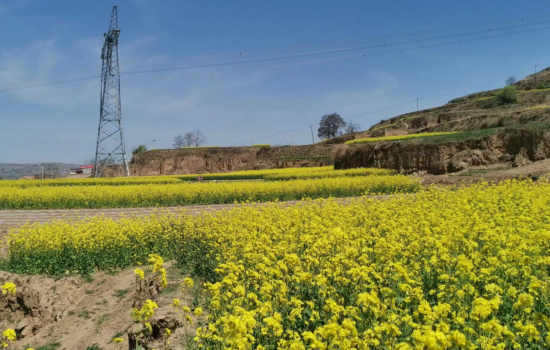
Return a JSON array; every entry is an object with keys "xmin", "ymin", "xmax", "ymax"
[
  {"xmin": 336, "ymin": 68, "xmax": 550, "ymax": 174},
  {"xmin": 363, "ymin": 68, "xmax": 550, "ymax": 138}
]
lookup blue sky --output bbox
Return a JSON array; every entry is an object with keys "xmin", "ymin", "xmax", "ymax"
[{"xmin": 2, "ymin": 0, "xmax": 550, "ymax": 163}]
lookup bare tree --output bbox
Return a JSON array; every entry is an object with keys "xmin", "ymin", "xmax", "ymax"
[
  {"xmin": 173, "ymin": 134, "xmax": 186, "ymax": 148},
  {"xmin": 345, "ymin": 122, "xmax": 361, "ymax": 134},
  {"xmin": 173, "ymin": 130, "xmax": 206, "ymax": 148},
  {"xmin": 317, "ymin": 113, "xmax": 345, "ymax": 139}
]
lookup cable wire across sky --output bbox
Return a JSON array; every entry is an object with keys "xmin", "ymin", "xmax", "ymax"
[{"xmin": 0, "ymin": 16, "xmax": 550, "ymax": 95}]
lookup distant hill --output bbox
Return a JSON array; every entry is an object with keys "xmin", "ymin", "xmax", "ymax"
[
  {"xmin": 0, "ymin": 163, "xmax": 79, "ymax": 180},
  {"xmin": 357, "ymin": 68, "xmax": 550, "ymax": 138}
]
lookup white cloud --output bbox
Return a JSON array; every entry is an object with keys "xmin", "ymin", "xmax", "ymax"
[{"xmin": 0, "ymin": 33, "xmax": 407, "ymax": 162}]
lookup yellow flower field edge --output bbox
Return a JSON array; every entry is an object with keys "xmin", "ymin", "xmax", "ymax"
[
  {"xmin": 263, "ymin": 167, "xmax": 394, "ymax": 181},
  {"xmin": 3, "ymin": 180, "xmax": 550, "ymax": 348},
  {"xmin": 346, "ymin": 131, "xmax": 458, "ymax": 144},
  {"xmin": 0, "ymin": 166, "xmax": 393, "ymax": 187},
  {"xmin": 0, "ymin": 175, "xmax": 418, "ymax": 209},
  {"xmin": 0, "ymin": 167, "xmax": 336, "ymax": 187},
  {"xmin": 0, "ymin": 175, "xmax": 183, "ymax": 188},
  {"xmin": 176, "ymin": 166, "xmax": 387, "ymax": 182}
]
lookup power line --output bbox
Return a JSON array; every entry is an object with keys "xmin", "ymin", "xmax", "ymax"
[
  {"xmin": 0, "ymin": 18, "xmax": 550, "ymax": 95},
  {"xmin": 125, "ymin": 17, "xmax": 550, "ymax": 73},
  {"xmin": 120, "ymin": 21, "xmax": 550, "ymax": 76}
]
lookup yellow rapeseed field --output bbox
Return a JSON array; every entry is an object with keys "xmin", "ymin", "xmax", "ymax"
[
  {"xmin": 263, "ymin": 168, "xmax": 393, "ymax": 181},
  {"xmin": 0, "ymin": 166, "xmax": 393, "ymax": 187},
  {"xmin": 4, "ymin": 180, "xmax": 550, "ymax": 348},
  {"xmin": 0, "ymin": 175, "xmax": 183, "ymax": 187},
  {"xmin": 346, "ymin": 131, "xmax": 458, "ymax": 144},
  {"xmin": 0, "ymin": 175, "xmax": 417, "ymax": 209}
]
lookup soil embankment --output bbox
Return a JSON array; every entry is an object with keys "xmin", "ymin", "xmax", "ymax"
[
  {"xmin": 335, "ymin": 127, "xmax": 550, "ymax": 174},
  {"xmin": 106, "ymin": 144, "xmax": 334, "ymax": 176}
]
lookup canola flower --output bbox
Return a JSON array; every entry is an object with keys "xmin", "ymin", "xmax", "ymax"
[
  {"xmin": 262, "ymin": 167, "xmax": 394, "ymax": 181},
  {"xmin": 0, "ymin": 175, "xmax": 183, "ymax": 188},
  {"xmin": 1, "ymin": 329, "xmax": 15, "ymax": 348},
  {"xmin": 134, "ymin": 268, "xmax": 145, "ymax": 280},
  {"xmin": 4, "ymin": 180, "xmax": 550, "ymax": 348},
  {"xmin": 346, "ymin": 131, "xmax": 458, "ymax": 144},
  {"xmin": 1, "ymin": 282, "xmax": 15, "ymax": 296},
  {"xmin": 0, "ymin": 175, "xmax": 418, "ymax": 209},
  {"xmin": 132, "ymin": 299, "xmax": 159, "ymax": 334},
  {"xmin": 0, "ymin": 166, "xmax": 389, "ymax": 188}
]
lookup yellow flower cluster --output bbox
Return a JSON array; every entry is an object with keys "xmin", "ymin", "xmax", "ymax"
[
  {"xmin": 1, "ymin": 282, "xmax": 16, "ymax": 296},
  {"xmin": 346, "ymin": 131, "xmax": 458, "ymax": 144},
  {"xmin": 0, "ymin": 175, "xmax": 418, "ymax": 209},
  {"xmin": 1, "ymin": 329, "xmax": 15, "ymax": 348},
  {"xmin": 4, "ymin": 180, "xmax": 550, "ymax": 348},
  {"xmin": 132, "ymin": 299, "xmax": 159, "ymax": 334},
  {"xmin": 148, "ymin": 254, "xmax": 168, "ymax": 288}
]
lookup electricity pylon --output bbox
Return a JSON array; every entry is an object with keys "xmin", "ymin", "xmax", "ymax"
[{"xmin": 93, "ymin": 6, "xmax": 129, "ymax": 177}]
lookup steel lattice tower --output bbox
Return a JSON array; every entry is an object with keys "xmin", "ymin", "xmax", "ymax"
[{"xmin": 93, "ymin": 6, "xmax": 129, "ymax": 177}]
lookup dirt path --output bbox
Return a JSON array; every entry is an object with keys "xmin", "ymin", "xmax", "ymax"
[
  {"xmin": 0, "ymin": 204, "xmax": 233, "ymax": 233},
  {"xmin": 0, "ymin": 198, "xmax": 358, "ymax": 236}
]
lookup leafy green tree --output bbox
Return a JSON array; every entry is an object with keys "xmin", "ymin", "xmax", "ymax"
[
  {"xmin": 496, "ymin": 86, "xmax": 517, "ymax": 105},
  {"xmin": 132, "ymin": 145, "xmax": 147, "ymax": 156}
]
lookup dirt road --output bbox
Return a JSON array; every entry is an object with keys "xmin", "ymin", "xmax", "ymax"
[
  {"xmin": 0, "ymin": 203, "xmax": 242, "ymax": 234},
  {"xmin": 0, "ymin": 198, "xmax": 359, "ymax": 235}
]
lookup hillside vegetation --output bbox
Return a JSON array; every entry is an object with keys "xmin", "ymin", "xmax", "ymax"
[
  {"xmin": 357, "ymin": 68, "xmax": 550, "ymax": 139},
  {"xmin": 333, "ymin": 69, "xmax": 550, "ymax": 174}
]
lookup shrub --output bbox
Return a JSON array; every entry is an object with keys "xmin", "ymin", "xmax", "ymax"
[
  {"xmin": 496, "ymin": 86, "xmax": 517, "ymax": 105},
  {"xmin": 132, "ymin": 145, "xmax": 147, "ymax": 156}
]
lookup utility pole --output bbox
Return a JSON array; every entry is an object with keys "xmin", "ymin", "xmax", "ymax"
[
  {"xmin": 309, "ymin": 125, "xmax": 315, "ymax": 144},
  {"xmin": 416, "ymin": 97, "xmax": 419, "ymax": 112},
  {"xmin": 93, "ymin": 6, "xmax": 129, "ymax": 177}
]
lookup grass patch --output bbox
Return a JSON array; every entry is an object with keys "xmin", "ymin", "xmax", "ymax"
[
  {"xmin": 524, "ymin": 104, "xmax": 550, "ymax": 111},
  {"xmin": 113, "ymin": 288, "xmax": 129, "ymax": 298},
  {"xmin": 77, "ymin": 310, "xmax": 92, "ymax": 319},
  {"xmin": 85, "ymin": 345, "xmax": 103, "ymax": 350},
  {"xmin": 472, "ymin": 95, "xmax": 495, "ymax": 102},
  {"xmin": 36, "ymin": 343, "xmax": 61, "ymax": 350},
  {"xmin": 95, "ymin": 313, "xmax": 110, "ymax": 328},
  {"xmin": 411, "ymin": 128, "xmax": 501, "ymax": 144},
  {"xmin": 348, "ymin": 128, "xmax": 505, "ymax": 146},
  {"xmin": 519, "ymin": 87, "xmax": 550, "ymax": 93},
  {"xmin": 510, "ymin": 122, "xmax": 550, "ymax": 131}
]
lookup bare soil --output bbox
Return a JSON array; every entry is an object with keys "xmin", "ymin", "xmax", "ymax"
[
  {"xmin": 421, "ymin": 159, "xmax": 550, "ymax": 185},
  {"xmin": 0, "ymin": 264, "xmax": 199, "ymax": 350}
]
